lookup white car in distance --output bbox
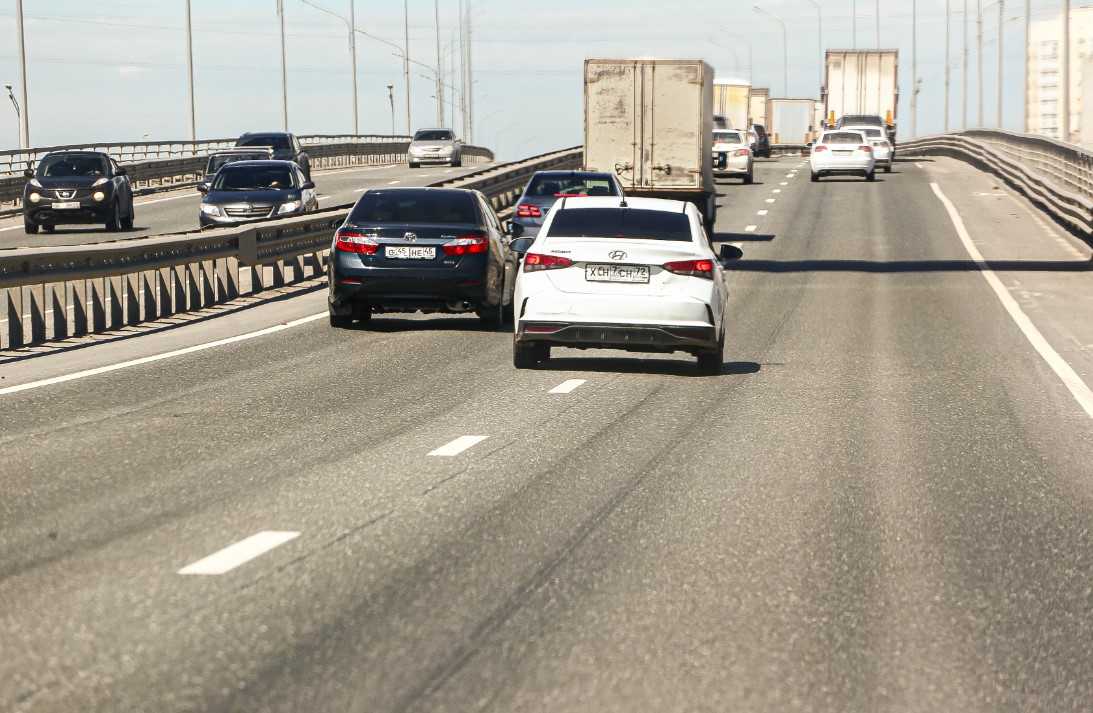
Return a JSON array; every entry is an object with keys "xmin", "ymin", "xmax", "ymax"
[
  {"xmin": 510, "ymin": 196, "xmax": 743, "ymax": 375},
  {"xmin": 809, "ymin": 129, "xmax": 876, "ymax": 182},
  {"xmin": 711, "ymin": 129, "xmax": 754, "ymax": 184},
  {"xmin": 844, "ymin": 125, "xmax": 893, "ymax": 173}
]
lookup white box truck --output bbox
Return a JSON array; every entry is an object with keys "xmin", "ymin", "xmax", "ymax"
[
  {"xmin": 748, "ymin": 87, "xmax": 770, "ymax": 127},
  {"xmin": 823, "ymin": 50, "xmax": 899, "ymax": 142},
  {"xmin": 768, "ymin": 98, "xmax": 816, "ymax": 145},
  {"xmin": 584, "ymin": 58, "xmax": 717, "ymax": 228},
  {"xmin": 713, "ymin": 78, "xmax": 751, "ymax": 131}
]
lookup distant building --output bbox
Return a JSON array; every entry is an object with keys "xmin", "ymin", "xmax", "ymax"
[{"xmin": 1027, "ymin": 6, "xmax": 1093, "ymax": 145}]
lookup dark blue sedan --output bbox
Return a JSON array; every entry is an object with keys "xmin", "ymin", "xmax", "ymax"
[{"xmin": 327, "ymin": 187, "xmax": 516, "ymax": 328}]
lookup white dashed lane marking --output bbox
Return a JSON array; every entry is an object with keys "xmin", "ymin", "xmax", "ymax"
[
  {"xmin": 428, "ymin": 435, "xmax": 489, "ymax": 457},
  {"xmin": 766, "ymin": 198, "xmax": 776, "ymax": 203},
  {"xmin": 757, "ymin": 210, "xmax": 768, "ymax": 216},
  {"xmin": 549, "ymin": 379, "xmax": 586, "ymax": 394},
  {"xmin": 745, "ymin": 225, "xmax": 757, "ymax": 232},
  {"xmin": 387, "ymin": 180, "xmax": 401, "ymax": 185},
  {"xmin": 179, "ymin": 531, "xmax": 300, "ymax": 575}
]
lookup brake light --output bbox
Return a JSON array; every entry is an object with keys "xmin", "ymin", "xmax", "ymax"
[
  {"xmin": 859, "ymin": 145, "xmax": 872, "ymax": 152},
  {"xmin": 813, "ymin": 145, "xmax": 828, "ymax": 152},
  {"xmin": 523, "ymin": 253, "xmax": 574, "ymax": 272},
  {"xmin": 516, "ymin": 203, "xmax": 542, "ymax": 218},
  {"xmin": 663, "ymin": 259, "xmax": 714, "ymax": 280},
  {"xmin": 335, "ymin": 230, "xmax": 379, "ymax": 254},
  {"xmin": 733, "ymin": 148, "xmax": 749, "ymax": 157},
  {"xmin": 442, "ymin": 233, "xmax": 488, "ymax": 256}
]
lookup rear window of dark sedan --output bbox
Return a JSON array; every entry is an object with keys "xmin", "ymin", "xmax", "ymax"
[
  {"xmin": 526, "ymin": 175, "xmax": 619, "ymax": 198},
  {"xmin": 349, "ymin": 191, "xmax": 479, "ymax": 224},
  {"xmin": 546, "ymin": 208, "xmax": 692, "ymax": 241}
]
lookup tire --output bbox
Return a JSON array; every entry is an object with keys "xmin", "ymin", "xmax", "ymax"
[
  {"xmin": 884, "ymin": 165, "xmax": 892, "ymax": 174},
  {"xmin": 452, "ymin": 157, "xmax": 462, "ymax": 167},
  {"xmin": 24, "ymin": 219, "xmax": 38, "ymax": 235},
  {"xmin": 329, "ymin": 310, "xmax": 353, "ymax": 328},
  {"xmin": 477, "ymin": 302, "xmax": 503, "ymax": 330},
  {"xmin": 810, "ymin": 171, "xmax": 819, "ymax": 183},
  {"xmin": 696, "ymin": 332, "xmax": 724, "ymax": 376},
  {"xmin": 866, "ymin": 170, "xmax": 876, "ymax": 182},
  {"xmin": 513, "ymin": 341, "xmax": 539, "ymax": 369},
  {"xmin": 743, "ymin": 170, "xmax": 754, "ymax": 185},
  {"xmin": 351, "ymin": 305, "xmax": 372, "ymax": 323},
  {"xmin": 104, "ymin": 201, "xmax": 121, "ymax": 231},
  {"xmin": 121, "ymin": 198, "xmax": 134, "ymax": 230},
  {"xmin": 42, "ymin": 224, "xmax": 55, "ymax": 233}
]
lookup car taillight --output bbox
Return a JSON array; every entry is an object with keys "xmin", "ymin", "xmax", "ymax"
[
  {"xmin": 859, "ymin": 145, "xmax": 872, "ymax": 152},
  {"xmin": 516, "ymin": 203, "xmax": 542, "ymax": 218},
  {"xmin": 442, "ymin": 233, "xmax": 488, "ymax": 255},
  {"xmin": 733, "ymin": 148, "xmax": 749, "ymax": 157},
  {"xmin": 523, "ymin": 253, "xmax": 574, "ymax": 272},
  {"xmin": 335, "ymin": 230, "xmax": 379, "ymax": 254},
  {"xmin": 663, "ymin": 259, "xmax": 714, "ymax": 280},
  {"xmin": 813, "ymin": 145, "xmax": 828, "ymax": 152}
]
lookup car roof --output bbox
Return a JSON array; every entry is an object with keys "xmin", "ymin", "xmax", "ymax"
[
  {"xmin": 215, "ymin": 159, "xmax": 299, "ymax": 168},
  {"xmin": 43, "ymin": 150, "xmax": 110, "ymax": 158},
  {"xmin": 238, "ymin": 131, "xmax": 295, "ymax": 138},
  {"xmin": 362, "ymin": 186, "xmax": 475, "ymax": 195},
  {"xmin": 554, "ymin": 196, "xmax": 688, "ymax": 213},
  {"xmin": 531, "ymin": 170, "xmax": 616, "ymax": 178}
]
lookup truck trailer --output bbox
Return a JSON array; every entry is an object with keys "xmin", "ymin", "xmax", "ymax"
[
  {"xmin": 823, "ymin": 50, "xmax": 899, "ymax": 143},
  {"xmin": 768, "ymin": 98, "xmax": 816, "ymax": 146},
  {"xmin": 584, "ymin": 58, "xmax": 717, "ymax": 228},
  {"xmin": 713, "ymin": 79, "xmax": 751, "ymax": 131}
]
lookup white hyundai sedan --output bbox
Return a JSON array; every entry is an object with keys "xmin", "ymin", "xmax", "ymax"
[
  {"xmin": 809, "ymin": 129, "xmax": 876, "ymax": 182},
  {"xmin": 510, "ymin": 196, "xmax": 743, "ymax": 374}
]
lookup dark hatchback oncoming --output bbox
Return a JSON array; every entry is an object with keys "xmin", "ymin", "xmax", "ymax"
[
  {"xmin": 511, "ymin": 170, "xmax": 623, "ymax": 240},
  {"xmin": 22, "ymin": 151, "xmax": 135, "ymax": 234},
  {"xmin": 327, "ymin": 187, "xmax": 515, "ymax": 328}
]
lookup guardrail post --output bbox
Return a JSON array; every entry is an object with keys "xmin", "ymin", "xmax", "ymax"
[
  {"xmin": 29, "ymin": 284, "xmax": 46, "ymax": 343},
  {"xmin": 270, "ymin": 260, "xmax": 286, "ymax": 288},
  {"xmin": 49, "ymin": 282, "xmax": 68, "ymax": 340},
  {"xmin": 186, "ymin": 262, "xmax": 201, "ymax": 311},
  {"xmin": 200, "ymin": 260, "xmax": 215, "ymax": 306},
  {"xmin": 71, "ymin": 279, "xmax": 88, "ymax": 336},
  {"xmin": 290, "ymin": 255, "xmax": 306, "ymax": 284},
  {"xmin": 108, "ymin": 275, "xmax": 123, "ymax": 329},
  {"xmin": 90, "ymin": 277, "xmax": 106, "ymax": 332},
  {"xmin": 170, "ymin": 265, "xmax": 186, "ymax": 314},
  {"xmin": 141, "ymin": 271, "xmax": 158, "ymax": 321},
  {"xmin": 124, "ymin": 272, "xmax": 140, "ymax": 326},
  {"xmin": 216, "ymin": 257, "xmax": 238, "ymax": 302},
  {"xmin": 4, "ymin": 286, "xmax": 24, "ymax": 348}
]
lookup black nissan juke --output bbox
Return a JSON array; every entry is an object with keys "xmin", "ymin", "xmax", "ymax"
[{"xmin": 22, "ymin": 151, "xmax": 135, "ymax": 234}]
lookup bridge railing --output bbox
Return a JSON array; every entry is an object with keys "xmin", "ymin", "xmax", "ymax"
[
  {"xmin": 900, "ymin": 130, "xmax": 1093, "ymax": 241},
  {"xmin": 0, "ymin": 147, "xmax": 581, "ymax": 351}
]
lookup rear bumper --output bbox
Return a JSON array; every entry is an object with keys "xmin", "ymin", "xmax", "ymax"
[
  {"xmin": 328, "ymin": 262, "xmax": 494, "ymax": 314},
  {"xmin": 515, "ymin": 320, "xmax": 716, "ymax": 353}
]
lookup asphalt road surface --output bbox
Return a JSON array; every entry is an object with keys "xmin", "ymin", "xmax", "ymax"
[{"xmin": 1, "ymin": 155, "xmax": 1091, "ymax": 712}]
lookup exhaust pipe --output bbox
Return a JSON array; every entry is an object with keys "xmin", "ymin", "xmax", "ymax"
[{"xmin": 446, "ymin": 300, "xmax": 474, "ymax": 312}]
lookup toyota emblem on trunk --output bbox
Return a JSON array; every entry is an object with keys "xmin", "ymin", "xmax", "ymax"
[
  {"xmin": 608, "ymin": 250, "xmax": 627, "ymax": 260},
  {"xmin": 404, "ymin": 232, "xmax": 418, "ymax": 242}
]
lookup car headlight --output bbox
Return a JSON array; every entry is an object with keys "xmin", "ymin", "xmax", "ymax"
[
  {"xmin": 277, "ymin": 200, "xmax": 301, "ymax": 214},
  {"xmin": 92, "ymin": 177, "xmax": 108, "ymax": 186},
  {"xmin": 93, "ymin": 191, "xmax": 106, "ymax": 202},
  {"xmin": 29, "ymin": 178, "xmax": 42, "ymax": 188},
  {"xmin": 200, "ymin": 204, "xmax": 223, "ymax": 217},
  {"xmin": 438, "ymin": 146, "xmax": 453, "ymax": 154},
  {"xmin": 28, "ymin": 192, "xmax": 41, "ymax": 203}
]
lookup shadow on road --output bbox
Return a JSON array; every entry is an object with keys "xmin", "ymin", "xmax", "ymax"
[
  {"xmin": 536, "ymin": 356, "xmax": 761, "ymax": 378},
  {"xmin": 714, "ymin": 231, "xmax": 775, "ymax": 242}
]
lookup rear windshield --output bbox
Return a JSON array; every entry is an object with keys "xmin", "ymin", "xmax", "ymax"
[
  {"xmin": 860, "ymin": 128, "xmax": 884, "ymax": 138},
  {"xmin": 840, "ymin": 115, "xmax": 883, "ymax": 126},
  {"xmin": 349, "ymin": 190, "xmax": 478, "ymax": 224},
  {"xmin": 823, "ymin": 132, "xmax": 865, "ymax": 145},
  {"xmin": 413, "ymin": 130, "xmax": 454, "ymax": 141},
  {"xmin": 207, "ymin": 153, "xmax": 269, "ymax": 172},
  {"xmin": 237, "ymin": 135, "xmax": 291, "ymax": 151},
  {"xmin": 212, "ymin": 165, "xmax": 297, "ymax": 190},
  {"xmin": 713, "ymin": 131, "xmax": 744, "ymax": 144},
  {"xmin": 38, "ymin": 154, "xmax": 108, "ymax": 178},
  {"xmin": 525, "ymin": 174, "xmax": 619, "ymax": 198},
  {"xmin": 547, "ymin": 208, "xmax": 692, "ymax": 241}
]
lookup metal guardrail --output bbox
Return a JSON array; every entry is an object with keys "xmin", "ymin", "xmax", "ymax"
[
  {"xmin": 900, "ymin": 130, "xmax": 1093, "ymax": 242},
  {"xmin": 0, "ymin": 138, "xmax": 494, "ymax": 213},
  {"xmin": 0, "ymin": 147, "xmax": 581, "ymax": 351}
]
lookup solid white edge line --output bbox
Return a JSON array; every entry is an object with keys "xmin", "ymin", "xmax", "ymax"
[
  {"xmin": 428, "ymin": 435, "xmax": 488, "ymax": 457},
  {"xmin": 179, "ymin": 531, "xmax": 300, "ymax": 575},
  {"xmin": 0, "ymin": 312, "xmax": 328, "ymax": 395},
  {"xmin": 930, "ymin": 182, "xmax": 1093, "ymax": 419},
  {"xmin": 549, "ymin": 378, "xmax": 586, "ymax": 394}
]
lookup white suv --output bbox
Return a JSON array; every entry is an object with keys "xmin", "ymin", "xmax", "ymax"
[{"xmin": 510, "ymin": 196, "xmax": 743, "ymax": 374}]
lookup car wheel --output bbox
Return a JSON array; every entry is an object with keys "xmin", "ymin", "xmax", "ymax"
[
  {"xmin": 42, "ymin": 224, "xmax": 55, "ymax": 233},
  {"xmin": 105, "ymin": 201, "xmax": 121, "ymax": 231},
  {"xmin": 810, "ymin": 171, "xmax": 820, "ymax": 182},
  {"xmin": 351, "ymin": 305, "xmax": 372, "ymax": 324},
  {"xmin": 121, "ymin": 198, "xmax": 135, "ymax": 230},
  {"xmin": 696, "ymin": 332, "xmax": 724, "ymax": 376},
  {"xmin": 408, "ymin": 162, "xmax": 419, "ymax": 169},
  {"xmin": 513, "ymin": 340, "xmax": 539, "ymax": 369},
  {"xmin": 329, "ymin": 309, "xmax": 353, "ymax": 328},
  {"xmin": 452, "ymin": 157, "xmax": 462, "ymax": 167},
  {"xmin": 477, "ymin": 302, "xmax": 503, "ymax": 330},
  {"xmin": 884, "ymin": 165, "xmax": 892, "ymax": 174},
  {"xmin": 866, "ymin": 170, "xmax": 876, "ymax": 182},
  {"xmin": 24, "ymin": 219, "xmax": 38, "ymax": 234},
  {"xmin": 743, "ymin": 171, "xmax": 754, "ymax": 185}
]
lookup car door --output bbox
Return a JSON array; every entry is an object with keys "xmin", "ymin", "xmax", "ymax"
[{"xmin": 477, "ymin": 193, "xmax": 510, "ymax": 306}]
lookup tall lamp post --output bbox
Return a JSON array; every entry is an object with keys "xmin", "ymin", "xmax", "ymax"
[
  {"xmin": 1062, "ymin": 0, "xmax": 1071, "ymax": 142},
  {"xmin": 14, "ymin": 0, "xmax": 28, "ymax": 147},
  {"xmin": 387, "ymin": 84, "xmax": 395, "ymax": 135},
  {"xmin": 945, "ymin": 0, "xmax": 951, "ymax": 132},
  {"xmin": 4, "ymin": 84, "xmax": 20, "ymax": 151},
  {"xmin": 185, "ymin": 0, "xmax": 196, "ymax": 141},
  {"xmin": 753, "ymin": 6, "xmax": 787, "ymax": 97},
  {"xmin": 277, "ymin": 0, "xmax": 288, "ymax": 131},
  {"xmin": 404, "ymin": 0, "xmax": 411, "ymax": 133}
]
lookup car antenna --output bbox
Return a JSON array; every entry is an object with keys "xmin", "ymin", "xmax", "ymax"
[{"xmin": 619, "ymin": 198, "xmax": 628, "ymax": 208}]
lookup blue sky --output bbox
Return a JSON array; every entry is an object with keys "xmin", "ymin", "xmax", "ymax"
[{"xmin": 0, "ymin": 0, "xmax": 1074, "ymax": 159}]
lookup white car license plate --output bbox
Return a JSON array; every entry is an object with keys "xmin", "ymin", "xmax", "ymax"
[
  {"xmin": 385, "ymin": 246, "xmax": 436, "ymax": 259},
  {"xmin": 833, "ymin": 150, "xmax": 853, "ymax": 156},
  {"xmin": 585, "ymin": 264, "xmax": 650, "ymax": 283},
  {"xmin": 52, "ymin": 201, "xmax": 80, "ymax": 209}
]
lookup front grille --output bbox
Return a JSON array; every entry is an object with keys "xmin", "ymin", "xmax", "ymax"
[
  {"xmin": 224, "ymin": 205, "xmax": 275, "ymax": 218},
  {"xmin": 48, "ymin": 188, "xmax": 91, "ymax": 199}
]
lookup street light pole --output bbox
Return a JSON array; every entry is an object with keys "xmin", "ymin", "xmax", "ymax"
[
  {"xmin": 912, "ymin": 0, "xmax": 918, "ymax": 137},
  {"xmin": 404, "ymin": 0, "xmax": 411, "ymax": 133},
  {"xmin": 1061, "ymin": 0, "xmax": 1070, "ymax": 142},
  {"xmin": 185, "ymin": 0, "xmax": 196, "ymax": 141},
  {"xmin": 4, "ymin": 85, "xmax": 20, "ymax": 152},
  {"xmin": 876, "ymin": 0, "xmax": 880, "ymax": 48},
  {"xmin": 852, "ymin": 0, "xmax": 857, "ymax": 48},
  {"xmin": 977, "ymin": 0, "xmax": 984, "ymax": 127},
  {"xmin": 387, "ymin": 84, "xmax": 395, "ymax": 135},
  {"xmin": 996, "ymin": 0, "xmax": 1003, "ymax": 128},
  {"xmin": 434, "ymin": 0, "xmax": 443, "ymax": 127},
  {"xmin": 349, "ymin": 0, "xmax": 358, "ymax": 134},
  {"xmin": 963, "ymin": 0, "xmax": 969, "ymax": 129},
  {"xmin": 945, "ymin": 0, "xmax": 951, "ymax": 132},
  {"xmin": 14, "ymin": 0, "xmax": 29, "ymax": 147},
  {"xmin": 753, "ymin": 6, "xmax": 787, "ymax": 97},
  {"xmin": 277, "ymin": 0, "xmax": 288, "ymax": 131}
]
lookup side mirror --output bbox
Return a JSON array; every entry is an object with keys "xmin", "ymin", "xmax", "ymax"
[
  {"xmin": 506, "ymin": 222, "xmax": 525, "ymax": 238},
  {"xmin": 806, "ymin": 142, "xmax": 813, "ymax": 148},
  {"xmin": 719, "ymin": 244, "xmax": 743, "ymax": 263},
  {"xmin": 301, "ymin": 181, "xmax": 315, "ymax": 190},
  {"xmin": 23, "ymin": 168, "xmax": 34, "ymax": 178},
  {"xmin": 116, "ymin": 166, "xmax": 128, "ymax": 176},
  {"xmin": 509, "ymin": 237, "xmax": 534, "ymax": 255},
  {"xmin": 196, "ymin": 183, "xmax": 209, "ymax": 193}
]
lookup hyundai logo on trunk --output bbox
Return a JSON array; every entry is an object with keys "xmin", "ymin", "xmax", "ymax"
[{"xmin": 608, "ymin": 250, "xmax": 627, "ymax": 260}]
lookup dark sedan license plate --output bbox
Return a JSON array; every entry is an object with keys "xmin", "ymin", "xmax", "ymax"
[
  {"xmin": 385, "ymin": 246, "xmax": 436, "ymax": 259},
  {"xmin": 585, "ymin": 264, "xmax": 650, "ymax": 283}
]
